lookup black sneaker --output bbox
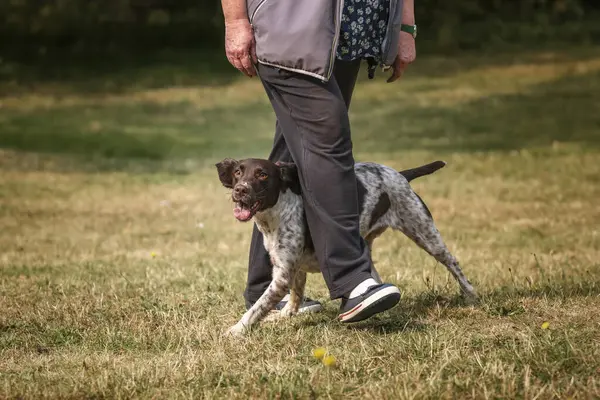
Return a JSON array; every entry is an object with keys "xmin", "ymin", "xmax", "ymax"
[
  {"xmin": 338, "ymin": 284, "xmax": 401, "ymax": 323},
  {"xmin": 246, "ymin": 295, "xmax": 323, "ymax": 314},
  {"xmin": 276, "ymin": 296, "xmax": 323, "ymax": 314}
]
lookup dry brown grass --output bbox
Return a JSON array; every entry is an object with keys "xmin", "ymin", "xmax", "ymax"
[{"xmin": 1, "ymin": 48, "xmax": 599, "ymax": 399}]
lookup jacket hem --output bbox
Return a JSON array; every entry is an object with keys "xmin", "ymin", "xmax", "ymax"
[{"xmin": 257, "ymin": 59, "xmax": 330, "ymax": 82}]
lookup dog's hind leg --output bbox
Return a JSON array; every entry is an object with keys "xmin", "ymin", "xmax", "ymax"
[
  {"xmin": 428, "ymin": 242, "xmax": 477, "ymax": 301},
  {"xmin": 390, "ymin": 200, "xmax": 477, "ymax": 300},
  {"xmin": 365, "ymin": 227, "xmax": 387, "ymax": 284},
  {"xmin": 370, "ymin": 267, "xmax": 383, "ymax": 284},
  {"xmin": 410, "ymin": 230, "xmax": 476, "ymax": 299}
]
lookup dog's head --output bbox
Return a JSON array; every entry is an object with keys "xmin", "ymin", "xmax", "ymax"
[{"xmin": 215, "ymin": 158, "xmax": 300, "ymax": 222}]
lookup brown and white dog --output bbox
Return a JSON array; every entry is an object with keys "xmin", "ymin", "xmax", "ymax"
[{"xmin": 216, "ymin": 158, "xmax": 477, "ymax": 335}]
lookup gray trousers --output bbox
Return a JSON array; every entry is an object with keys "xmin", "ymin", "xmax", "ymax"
[{"xmin": 244, "ymin": 60, "xmax": 373, "ymax": 306}]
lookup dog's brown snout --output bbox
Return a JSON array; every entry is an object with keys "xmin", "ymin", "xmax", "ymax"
[{"xmin": 233, "ymin": 185, "xmax": 249, "ymax": 198}]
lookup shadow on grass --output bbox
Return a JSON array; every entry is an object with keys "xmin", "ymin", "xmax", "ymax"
[
  {"xmin": 485, "ymin": 276, "xmax": 600, "ymax": 302},
  {"xmin": 352, "ymin": 69, "xmax": 600, "ymax": 154},
  {"xmin": 0, "ymin": 100, "xmax": 275, "ymax": 173},
  {"xmin": 347, "ymin": 316, "xmax": 430, "ymax": 334},
  {"xmin": 1, "ymin": 60, "xmax": 599, "ymax": 174},
  {"xmin": 331, "ymin": 273, "xmax": 600, "ymax": 334}
]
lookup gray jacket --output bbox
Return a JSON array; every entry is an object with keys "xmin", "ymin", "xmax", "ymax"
[{"xmin": 248, "ymin": 0, "xmax": 404, "ymax": 82}]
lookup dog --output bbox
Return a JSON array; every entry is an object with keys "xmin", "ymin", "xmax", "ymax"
[{"xmin": 216, "ymin": 158, "xmax": 477, "ymax": 335}]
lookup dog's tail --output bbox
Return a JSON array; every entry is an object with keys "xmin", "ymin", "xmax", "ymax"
[{"xmin": 398, "ymin": 160, "xmax": 446, "ymax": 182}]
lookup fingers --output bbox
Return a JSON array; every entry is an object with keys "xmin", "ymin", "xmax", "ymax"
[
  {"xmin": 387, "ymin": 61, "xmax": 408, "ymax": 83},
  {"xmin": 230, "ymin": 56, "xmax": 250, "ymax": 77},
  {"xmin": 399, "ymin": 60, "xmax": 409, "ymax": 75},
  {"xmin": 226, "ymin": 43, "xmax": 257, "ymax": 77},
  {"xmin": 240, "ymin": 52, "xmax": 256, "ymax": 77},
  {"xmin": 228, "ymin": 52, "xmax": 255, "ymax": 77},
  {"xmin": 386, "ymin": 68, "xmax": 400, "ymax": 83},
  {"xmin": 387, "ymin": 63, "xmax": 402, "ymax": 83}
]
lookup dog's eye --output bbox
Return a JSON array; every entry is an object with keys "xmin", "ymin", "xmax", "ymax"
[
  {"xmin": 234, "ymin": 169, "xmax": 242, "ymax": 177},
  {"xmin": 258, "ymin": 172, "xmax": 268, "ymax": 180}
]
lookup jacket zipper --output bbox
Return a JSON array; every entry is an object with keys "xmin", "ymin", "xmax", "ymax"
[
  {"xmin": 381, "ymin": 0, "xmax": 398, "ymax": 69},
  {"xmin": 250, "ymin": 0, "xmax": 268, "ymax": 24},
  {"xmin": 325, "ymin": 0, "xmax": 344, "ymax": 81}
]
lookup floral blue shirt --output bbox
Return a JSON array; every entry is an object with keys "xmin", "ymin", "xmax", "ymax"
[{"xmin": 336, "ymin": 0, "xmax": 390, "ymax": 65}]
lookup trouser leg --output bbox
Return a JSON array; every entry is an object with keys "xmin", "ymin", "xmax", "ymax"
[
  {"xmin": 254, "ymin": 61, "xmax": 371, "ymax": 299},
  {"xmin": 244, "ymin": 60, "xmax": 364, "ymax": 305}
]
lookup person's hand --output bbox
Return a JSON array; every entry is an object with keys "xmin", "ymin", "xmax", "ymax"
[
  {"xmin": 225, "ymin": 18, "xmax": 258, "ymax": 77},
  {"xmin": 387, "ymin": 31, "xmax": 416, "ymax": 83}
]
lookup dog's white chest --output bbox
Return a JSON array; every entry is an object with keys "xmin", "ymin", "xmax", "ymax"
[{"xmin": 262, "ymin": 233, "xmax": 277, "ymax": 255}]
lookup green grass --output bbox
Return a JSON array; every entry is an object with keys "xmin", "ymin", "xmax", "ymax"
[{"xmin": 1, "ymin": 47, "xmax": 600, "ymax": 399}]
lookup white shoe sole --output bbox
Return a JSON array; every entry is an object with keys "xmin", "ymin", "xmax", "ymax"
[
  {"xmin": 339, "ymin": 286, "xmax": 401, "ymax": 323},
  {"xmin": 298, "ymin": 304, "xmax": 323, "ymax": 314}
]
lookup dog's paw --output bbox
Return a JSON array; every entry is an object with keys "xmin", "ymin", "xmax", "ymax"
[
  {"xmin": 224, "ymin": 323, "xmax": 247, "ymax": 337},
  {"xmin": 280, "ymin": 303, "xmax": 299, "ymax": 317},
  {"xmin": 462, "ymin": 292, "xmax": 480, "ymax": 306}
]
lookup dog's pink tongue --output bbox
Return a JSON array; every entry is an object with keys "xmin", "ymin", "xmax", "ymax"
[{"xmin": 234, "ymin": 206, "xmax": 252, "ymax": 221}]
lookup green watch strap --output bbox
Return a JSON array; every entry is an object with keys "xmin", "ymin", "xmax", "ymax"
[{"xmin": 400, "ymin": 24, "xmax": 417, "ymax": 38}]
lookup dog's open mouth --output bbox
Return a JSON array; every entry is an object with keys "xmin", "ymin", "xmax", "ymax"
[{"xmin": 233, "ymin": 201, "xmax": 260, "ymax": 222}]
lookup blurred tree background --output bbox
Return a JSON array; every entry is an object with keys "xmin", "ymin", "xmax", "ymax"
[{"xmin": 1, "ymin": 0, "xmax": 599, "ymax": 58}]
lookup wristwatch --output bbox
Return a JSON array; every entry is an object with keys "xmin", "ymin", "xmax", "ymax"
[{"xmin": 400, "ymin": 24, "xmax": 417, "ymax": 39}]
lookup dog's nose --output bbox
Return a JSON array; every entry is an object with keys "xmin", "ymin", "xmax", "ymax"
[{"xmin": 234, "ymin": 186, "xmax": 248, "ymax": 197}]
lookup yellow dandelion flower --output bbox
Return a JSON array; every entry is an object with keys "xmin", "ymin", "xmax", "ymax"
[
  {"xmin": 312, "ymin": 347, "xmax": 327, "ymax": 360},
  {"xmin": 322, "ymin": 355, "xmax": 337, "ymax": 368},
  {"xmin": 541, "ymin": 321, "xmax": 550, "ymax": 329}
]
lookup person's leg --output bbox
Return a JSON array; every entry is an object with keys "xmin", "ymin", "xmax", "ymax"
[
  {"xmin": 256, "ymin": 62, "xmax": 373, "ymax": 299},
  {"xmin": 333, "ymin": 60, "xmax": 362, "ymax": 108},
  {"xmin": 244, "ymin": 61, "xmax": 362, "ymax": 307}
]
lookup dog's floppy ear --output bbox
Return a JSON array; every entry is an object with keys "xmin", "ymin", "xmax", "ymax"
[
  {"xmin": 215, "ymin": 158, "xmax": 238, "ymax": 189},
  {"xmin": 277, "ymin": 162, "xmax": 301, "ymax": 195}
]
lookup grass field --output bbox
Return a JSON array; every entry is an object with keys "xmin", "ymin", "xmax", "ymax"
[{"xmin": 1, "ymin": 47, "xmax": 600, "ymax": 399}]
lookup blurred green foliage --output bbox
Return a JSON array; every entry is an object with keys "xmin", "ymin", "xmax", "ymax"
[{"xmin": 0, "ymin": 0, "xmax": 599, "ymax": 55}]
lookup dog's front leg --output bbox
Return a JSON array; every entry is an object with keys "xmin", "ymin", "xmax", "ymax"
[
  {"xmin": 226, "ymin": 264, "xmax": 294, "ymax": 336},
  {"xmin": 280, "ymin": 270, "xmax": 307, "ymax": 317}
]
